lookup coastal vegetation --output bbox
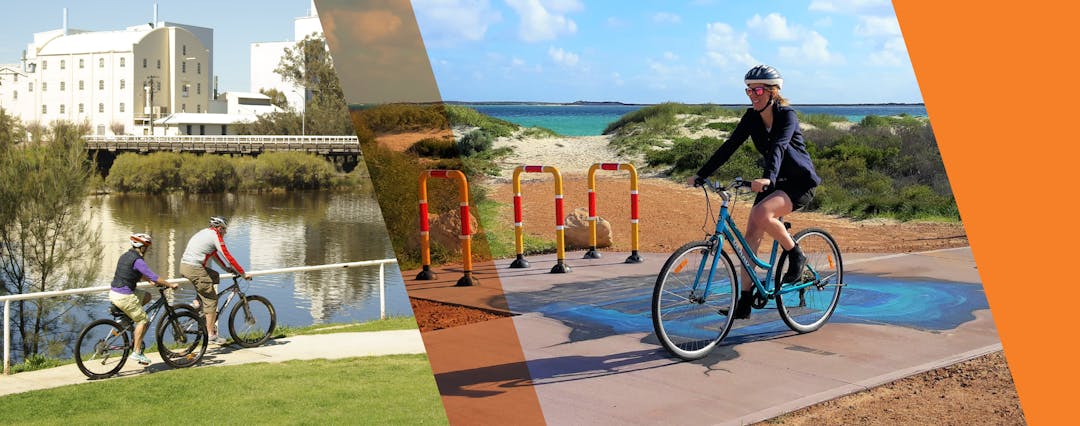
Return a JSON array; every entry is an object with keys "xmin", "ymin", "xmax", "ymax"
[{"xmin": 609, "ymin": 103, "xmax": 956, "ymax": 220}]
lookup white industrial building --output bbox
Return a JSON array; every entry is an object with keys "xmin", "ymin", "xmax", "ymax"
[
  {"xmin": 0, "ymin": 8, "xmax": 214, "ymax": 136},
  {"xmin": 250, "ymin": 1, "xmax": 324, "ymax": 114}
]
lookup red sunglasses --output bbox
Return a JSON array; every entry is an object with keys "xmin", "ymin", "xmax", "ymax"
[{"xmin": 745, "ymin": 87, "xmax": 769, "ymax": 96}]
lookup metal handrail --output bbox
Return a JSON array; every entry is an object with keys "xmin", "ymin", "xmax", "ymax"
[{"xmin": 1, "ymin": 258, "xmax": 398, "ymax": 375}]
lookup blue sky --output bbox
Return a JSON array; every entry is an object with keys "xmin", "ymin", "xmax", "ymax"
[
  {"xmin": 413, "ymin": 0, "xmax": 922, "ymax": 104},
  {"xmin": 0, "ymin": 1, "xmax": 313, "ymax": 93}
]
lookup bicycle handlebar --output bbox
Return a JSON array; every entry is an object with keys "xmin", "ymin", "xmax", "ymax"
[{"xmin": 697, "ymin": 177, "xmax": 770, "ymax": 193}]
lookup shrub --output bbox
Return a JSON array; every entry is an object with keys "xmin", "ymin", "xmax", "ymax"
[
  {"xmin": 458, "ymin": 130, "xmax": 494, "ymax": 156},
  {"xmin": 407, "ymin": 137, "xmax": 458, "ymax": 158}
]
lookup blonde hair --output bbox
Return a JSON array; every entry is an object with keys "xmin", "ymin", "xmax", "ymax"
[{"xmin": 769, "ymin": 85, "xmax": 790, "ymax": 106}]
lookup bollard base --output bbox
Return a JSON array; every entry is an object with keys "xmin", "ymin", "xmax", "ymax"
[
  {"xmin": 625, "ymin": 251, "xmax": 644, "ymax": 264},
  {"xmin": 583, "ymin": 247, "xmax": 602, "ymax": 259},
  {"xmin": 415, "ymin": 265, "xmax": 437, "ymax": 280},
  {"xmin": 550, "ymin": 261, "xmax": 572, "ymax": 274},
  {"xmin": 509, "ymin": 254, "xmax": 530, "ymax": 269},
  {"xmin": 455, "ymin": 272, "xmax": 477, "ymax": 287}
]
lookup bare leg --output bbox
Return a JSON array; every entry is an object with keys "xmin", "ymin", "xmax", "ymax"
[
  {"xmin": 741, "ymin": 192, "xmax": 795, "ymax": 291},
  {"xmin": 207, "ymin": 311, "xmax": 219, "ymax": 338},
  {"xmin": 132, "ymin": 292, "xmax": 152, "ymax": 354}
]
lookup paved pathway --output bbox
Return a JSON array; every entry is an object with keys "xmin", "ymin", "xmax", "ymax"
[
  {"xmin": 0, "ymin": 329, "xmax": 425, "ymax": 397},
  {"xmin": 409, "ymin": 247, "xmax": 998, "ymax": 425}
]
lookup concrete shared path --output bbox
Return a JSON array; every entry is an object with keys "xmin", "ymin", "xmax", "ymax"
[
  {"xmin": 409, "ymin": 246, "xmax": 997, "ymax": 425},
  {"xmin": 0, "ymin": 329, "xmax": 425, "ymax": 397}
]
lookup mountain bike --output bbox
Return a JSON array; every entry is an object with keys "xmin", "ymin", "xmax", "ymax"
[
  {"xmin": 651, "ymin": 178, "xmax": 844, "ymax": 360},
  {"xmin": 74, "ymin": 287, "xmax": 207, "ymax": 379},
  {"xmin": 190, "ymin": 277, "xmax": 276, "ymax": 348}
]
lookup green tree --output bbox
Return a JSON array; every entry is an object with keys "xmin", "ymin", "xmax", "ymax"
[
  {"xmin": 259, "ymin": 88, "xmax": 290, "ymax": 110},
  {"xmin": 0, "ymin": 121, "xmax": 103, "ymax": 359}
]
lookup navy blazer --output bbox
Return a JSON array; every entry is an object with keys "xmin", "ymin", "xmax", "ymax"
[{"xmin": 695, "ymin": 104, "xmax": 821, "ymax": 188}]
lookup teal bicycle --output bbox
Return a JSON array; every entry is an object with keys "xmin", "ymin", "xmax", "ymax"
[{"xmin": 651, "ymin": 178, "xmax": 844, "ymax": 360}]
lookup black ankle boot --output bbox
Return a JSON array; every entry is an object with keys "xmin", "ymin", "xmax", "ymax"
[
  {"xmin": 720, "ymin": 290, "xmax": 754, "ymax": 320},
  {"xmin": 781, "ymin": 244, "xmax": 808, "ymax": 284}
]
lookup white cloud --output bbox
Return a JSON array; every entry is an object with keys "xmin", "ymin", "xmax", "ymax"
[
  {"xmin": 412, "ymin": 0, "xmax": 501, "ymax": 45},
  {"xmin": 868, "ymin": 36, "xmax": 908, "ymax": 66},
  {"xmin": 548, "ymin": 46, "xmax": 580, "ymax": 66},
  {"xmin": 808, "ymin": 0, "xmax": 892, "ymax": 15},
  {"xmin": 778, "ymin": 31, "xmax": 844, "ymax": 65},
  {"xmin": 653, "ymin": 12, "xmax": 682, "ymax": 25},
  {"xmin": 854, "ymin": 15, "xmax": 901, "ymax": 37},
  {"xmin": 705, "ymin": 22, "xmax": 757, "ymax": 68},
  {"xmin": 662, "ymin": 51, "xmax": 679, "ymax": 61},
  {"xmin": 747, "ymin": 13, "xmax": 797, "ymax": 41},
  {"xmin": 606, "ymin": 17, "xmax": 628, "ymax": 28},
  {"xmin": 505, "ymin": 0, "xmax": 582, "ymax": 42},
  {"xmin": 612, "ymin": 72, "xmax": 624, "ymax": 86}
]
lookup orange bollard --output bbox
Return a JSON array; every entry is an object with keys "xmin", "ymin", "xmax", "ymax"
[
  {"xmin": 417, "ymin": 169, "xmax": 477, "ymax": 286},
  {"xmin": 586, "ymin": 163, "xmax": 643, "ymax": 263},
  {"xmin": 510, "ymin": 165, "xmax": 570, "ymax": 273}
]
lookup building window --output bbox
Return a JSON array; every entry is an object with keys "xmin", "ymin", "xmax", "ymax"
[
  {"xmin": 98, "ymin": 103, "xmax": 104, "ymax": 113},
  {"xmin": 41, "ymin": 82, "xmax": 47, "ymax": 91},
  {"xmin": 186, "ymin": 125, "xmax": 192, "ymax": 134},
  {"xmin": 182, "ymin": 103, "xmax": 186, "ymax": 112},
  {"xmin": 59, "ymin": 105, "xmax": 65, "ymax": 114},
  {"xmin": 79, "ymin": 103, "xmax": 84, "ymax": 113},
  {"xmin": 120, "ymin": 79, "xmax": 125, "ymax": 90},
  {"xmin": 99, "ymin": 58, "xmax": 105, "ymax": 68},
  {"xmin": 12, "ymin": 74, "xmax": 16, "ymax": 82},
  {"xmin": 120, "ymin": 103, "xmax": 125, "ymax": 112},
  {"xmin": 60, "ymin": 81, "xmax": 65, "ymax": 91},
  {"xmin": 197, "ymin": 83, "xmax": 201, "ymax": 94},
  {"xmin": 142, "ymin": 58, "xmax": 147, "ymax": 68},
  {"xmin": 199, "ymin": 125, "xmax": 205, "ymax": 135},
  {"xmin": 221, "ymin": 125, "xmax": 227, "ymax": 135},
  {"xmin": 196, "ymin": 104, "xmax": 201, "ymax": 113},
  {"xmin": 42, "ymin": 105, "xmax": 47, "ymax": 114},
  {"xmin": 156, "ymin": 81, "xmax": 161, "ymax": 91},
  {"xmin": 79, "ymin": 80, "xmax": 84, "ymax": 90},
  {"xmin": 79, "ymin": 59, "xmax": 84, "ymax": 68},
  {"xmin": 182, "ymin": 45, "xmax": 187, "ymax": 55},
  {"xmin": 156, "ymin": 59, "xmax": 161, "ymax": 69},
  {"xmin": 12, "ymin": 91, "xmax": 16, "ymax": 100},
  {"xmin": 99, "ymin": 80, "xmax": 104, "ymax": 90},
  {"xmin": 41, "ymin": 60, "xmax": 47, "ymax": 70},
  {"xmin": 197, "ymin": 63, "xmax": 201, "ymax": 74},
  {"xmin": 60, "ymin": 60, "xmax": 65, "ymax": 70},
  {"xmin": 182, "ymin": 85, "xmax": 189, "ymax": 97},
  {"xmin": 28, "ymin": 82, "xmax": 32, "ymax": 92},
  {"xmin": 120, "ymin": 57, "xmax": 126, "ymax": 67},
  {"xmin": 182, "ymin": 62, "xmax": 186, "ymax": 73}
]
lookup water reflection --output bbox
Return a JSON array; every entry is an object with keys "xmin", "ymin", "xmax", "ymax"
[{"xmin": 86, "ymin": 190, "xmax": 410, "ymax": 326}]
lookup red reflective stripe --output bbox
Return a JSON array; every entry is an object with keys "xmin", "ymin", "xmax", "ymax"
[
  {"xmin": 460, "ymin": 205, "xmax": 471, "ymax": 235},
  {"xmin": 419, "ymin": 202, "xmax": 429, "ymax": 232},
  {"xmin": 555, "ymin": 197, "xmax": 565, "ymax": 226},
  {"xmin": 601, "ymin": 163, "xmax": 619, "ymax": 171},
  {"xmin": 631, "ymin": 193, "xmax": 639, "ymax": 220},
  {"xmin": 524, "ymin": 165, "xmax": 543, "ymax": 173},
  {"xmin": 513, "ymin": 195, "xmax": 523, "ymax": 223},
  {"xmin": 429, "ymin": 170, "xmax": 449, "ymax": 178},
  {"xmin": 588, "ymin": 191, "xmax": 597, "ymax": 216},
  {"xmin": 215, "ymin": 229, "xmax": 245, "ymax": 275}
]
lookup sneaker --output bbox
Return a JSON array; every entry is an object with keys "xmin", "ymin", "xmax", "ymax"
[
  {"xmin": 130, "ymin": 352, "xmax": 151, "ymax": 365},
  {"xmin": 208, "ymin": 335, "xmax": 228, "ymax": 345}
]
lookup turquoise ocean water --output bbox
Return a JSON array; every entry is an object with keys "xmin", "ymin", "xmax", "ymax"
[{"xmin": 465, "ymin": 103, "xmax": 928, "ymax": 136}]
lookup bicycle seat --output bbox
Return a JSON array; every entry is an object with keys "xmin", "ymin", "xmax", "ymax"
[{"xmin": 108, "ymin": 305, "xmax": 129, "ymax": 319}]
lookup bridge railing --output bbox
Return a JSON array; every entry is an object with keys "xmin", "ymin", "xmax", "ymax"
[{"xmin": 1, "ymin": 258, "xmax": 398, "ymax": 375}]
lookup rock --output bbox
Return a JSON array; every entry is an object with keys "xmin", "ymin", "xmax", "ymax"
[
  {"xmin": 564, "ymin": 207, "xmax": 612, "ymax": 249},
  {"xmin": 430, "ymin": 209, "xmax": 479, "ymax": 251}
]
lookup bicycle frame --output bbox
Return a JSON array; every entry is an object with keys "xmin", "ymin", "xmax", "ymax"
[{"xmin": 695, "ymin": 181, "xmax": 821, "ymax": 301}]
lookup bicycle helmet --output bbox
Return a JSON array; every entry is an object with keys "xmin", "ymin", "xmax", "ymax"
[
  {"xmin": 744, "ymin": 65, "xmax": 783, "ymax": 89},
  {"xmin": 130, "ymin": 233, "xmax": 153, "ymax": 248},
  {"xmin": 209, "ymin": 216, "xmax": 228, "ymax": 228}
]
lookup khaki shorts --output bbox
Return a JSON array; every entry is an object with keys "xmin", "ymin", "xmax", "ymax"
[
  {"xmin": 180, "ymin": 263, "xmax": 219, "ymax": 315},
  {"xmin": 109, "ymin": 289, "xmax": 149, "ymax": 325}
]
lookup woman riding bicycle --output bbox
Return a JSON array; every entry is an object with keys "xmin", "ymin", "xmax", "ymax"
[
  {"xmin": 686, "ymin": 64, "xmax": 821, "ymax": 320},
  {"xmin": 109, "ymin": 233, "xmax": 178, "ymax": 365}
]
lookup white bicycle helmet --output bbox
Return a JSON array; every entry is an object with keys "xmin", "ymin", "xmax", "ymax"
[
  {"xmin": 209, "ymin": 216, "xmax": 228, "ymax": 228},
  {"xmin": 130, "ymin": 233, "xmax": 153, "ymax": 248}
]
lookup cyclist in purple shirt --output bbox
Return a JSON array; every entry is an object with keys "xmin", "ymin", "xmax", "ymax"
[
  {"xmin": 109, "ymin": 233, "xmax": 177, "ymax": 365},
  {"xmin": 687, "ymin": 65, "xmax": 822, "ymax": 320}
]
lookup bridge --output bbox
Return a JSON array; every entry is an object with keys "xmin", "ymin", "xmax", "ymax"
[{"xmin": 84, "ymin": 135, "xmax": 362, "ymax": 156}]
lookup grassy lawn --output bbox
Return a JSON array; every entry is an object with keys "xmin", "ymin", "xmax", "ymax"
[{"xmin": 0, "ymin": 355, "xmax": 447, "ymax": 425}]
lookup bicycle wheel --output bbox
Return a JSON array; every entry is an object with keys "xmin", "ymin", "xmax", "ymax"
[
  {"xmin": 774, "ymin": 228, "xmax": 843, "ymax": 333},
  {"xmin": 652, "ymin": 240, "xmax": 739, "ymax": 360},
  {"xmin": 156, "ymin": 309, "xmax": 208, "ymax": 368},
  {"xmin": 74, "ymin": 319, "xmax": 130, "ymax": 379},
  {"xmin": 228, "ymin": 295, "xmax": 276, "ymax": 348}
]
